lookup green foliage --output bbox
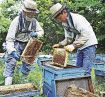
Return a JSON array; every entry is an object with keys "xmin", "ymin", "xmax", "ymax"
[
  {"xmin": 69, "ymin": 0, "xmax": 105, "ymax": 52},
  {"xmin": 0, "ymin": 59, "xmax": 5, "ymax": 85},
  {"xmin": 0, "ymin": 14, "xmax": 10, "ymax": 32},
  {"xmin": 94, "ymin": 76, "xmax": 105, "ymax": 95},
  {"xmin": 35, "ymin": 0, "xmax": 64, "ymax": 53},
  {"xmin": 36, "ymin": 0, "xmax": 105, "ymax": 53},
  {"xmin": 0, "ymin": 0, "xmax": 105, "ymax": 52},
  {"xmin": 0, "ymin": 0, "xmax": 20, "ymax": 52},
  {"xmin": 13, "ymin": 64, "xmax": 42, "ymax": 89},
  {"xmin": 28, "ymin": 64, "xmax": 42, "ymax": 88}
]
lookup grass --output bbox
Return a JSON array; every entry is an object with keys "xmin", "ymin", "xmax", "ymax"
[
  {"xmin": 0, "ymin": 58, "xmax": 5, "ymax": 85},
  {"xmin": 13, "ymin": 64, "xmax": 42, "ymax": 85},
  {"xmin": 0, "ymin": 58, "xmax": 105, "ymax": 97},
  {"xmin": 91, "ymin": 68, "xmax": 105, "ymax": 96}
]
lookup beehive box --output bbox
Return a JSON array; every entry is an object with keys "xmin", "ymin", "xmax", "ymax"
[
  {"xmin": 53, "ymin": 48, "xmax": 69, "ymax": 67},
  {"xmin": 0, "ymin": 83, "xmax": 40, "ymax": 97},
  {"xmin": 36, "ymin": 55, "xmax": 53, "ymax": 67},
  {"xmin": 21, "ymin": 38, "xmax": 43, "ymax": 64},
  {"xmin": 93, "ymin": 61, "xmax": 105, "ymax": 82},
  {"xmin": 42, "ymin": 64, "xmax": 94, "ymax": 97}
]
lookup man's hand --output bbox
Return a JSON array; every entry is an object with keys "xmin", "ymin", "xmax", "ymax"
[
  {"xmin": 30, "ymin": 31, "xmax": 38, "ymax": 38},
  {"xmin": 64, "ymin": 44, "xmax": 75, "ymax": 52},
  {"xmin": 53, "ymin": 44, "xmax": 60, "ymax": 48},
  {"xmin": 11, "ymin": 51, "xmax": 20, "ymax": 61}
]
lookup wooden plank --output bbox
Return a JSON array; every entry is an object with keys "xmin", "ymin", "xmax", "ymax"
[
  {"xmin": 21, "ymin": 38, "xmax": 43, "ymax": 64},
  {"xmin": 0, "ymin": 83, "xmax": 37, "ymax": 95},
  {"xmin": 44, "ymin": 62, "xmax": 63, "ymax": 69},
  {"xmin": 87, "ymin": 77, "xmax": 94, "ymax": 93}
]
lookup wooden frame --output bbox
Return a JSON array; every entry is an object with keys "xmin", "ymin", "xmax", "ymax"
[
  {"xmin": 21, "ymin": 38, "xmax": 43, "ymax": 64},
  {"xmin": 52, "ymin": 48, "xmax": 69, "ymax": 67}
]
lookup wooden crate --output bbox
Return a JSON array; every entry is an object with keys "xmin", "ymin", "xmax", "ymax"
[
  {"xmin": 0, "ymin": 83, "xmax": 38, "ymax": 96},
  {"xmin": 53, "ymin": 48, "xmax": 69, "ymax": 67},
  {"xmin": 42, "ymin": 64, "xmax": 94, "ymax": 97},
  {"xmin": 21, "ymin": 38, "xmax": 42, "ymax": 64}
]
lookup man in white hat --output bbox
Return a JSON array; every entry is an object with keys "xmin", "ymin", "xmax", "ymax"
[
  {"xmin": 50, "ymin": 3, "xmax": 98, "ymax": 74},
  {"xmin": 3, "ymin": 0, "xmax": 44, "ymax": 85}
]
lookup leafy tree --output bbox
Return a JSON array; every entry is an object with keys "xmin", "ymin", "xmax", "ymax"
[
  {"xmin": 0, "ymin": 0, "xmax": 21, "ymax": 52},
  {"xmin": 0, "ymin": 0, "xmax": 105, "ymax": 53},
  {"xmin": 36, "ymin": 0, "xmax": 105, "ymax": 53},
  {"xmin": 36, "ymin": 0, "xmax": 64, "ymax": 53},
  {"xmin": 69, "ymin": 0, "xmax": 105, "ymax": 52}
]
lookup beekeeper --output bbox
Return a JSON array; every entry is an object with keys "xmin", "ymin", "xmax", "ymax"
[
  {"xmin": 3, "ymin": 0, "xmax": 44, "ymax": 85},
  {"xmin": 50, "ymin": 3, "xmax": 98, "ymax": 74}
]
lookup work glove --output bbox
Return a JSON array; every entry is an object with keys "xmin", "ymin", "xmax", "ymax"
[
  {"xmin": 52, "ymin": 44, "xmax": 60, "ymax": 48},
  {"xmin": 11, "ymin": 51, "xmax": 20, "ymax": 61},
  {"xmin": 30, "ymin": 31, "xmax": 38, "ymax": 38},
  {"xmin": 64, "ymin": 44, "xmax": 75, "ymax": 52}
]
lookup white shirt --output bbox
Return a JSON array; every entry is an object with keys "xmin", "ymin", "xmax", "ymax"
[
  {"xmin": 6, "ymin": 16, "xmax": 44, "ymax": 54},
  {"xmin": 59, "ymin": 12, "xmax": 98, "ymax": 50}
]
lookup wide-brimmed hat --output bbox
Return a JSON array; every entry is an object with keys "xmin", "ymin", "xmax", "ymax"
[
  {"xmin": 22, "ymin": 0, "xmax": 39, "ymax": 13},
  {"xmin": 50, "ymin": 3, "xmax": 65, "ymax": 18}
]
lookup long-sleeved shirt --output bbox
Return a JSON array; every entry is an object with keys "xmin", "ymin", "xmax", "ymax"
[
  {"xmin": 6, "ymin": 16, "xmax": 44, "ymax": 54},
  {"xmin": 59, "ymin": 12, "xmax": 98, "ymax": 50}
]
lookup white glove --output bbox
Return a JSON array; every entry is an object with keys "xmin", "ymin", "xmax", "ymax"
[{"xmin": 64, "ymin": 44, "xmax": 75, "ymax": 52}]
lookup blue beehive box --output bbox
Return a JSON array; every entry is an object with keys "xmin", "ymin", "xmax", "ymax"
[
  {"xmin": 36, "ymin": 54, "xmax": 105, "ymax": 97},
  {"xmin": 93, "ymin": 61, "xmax": 105, "ymax": 87},
  {"xmin": 36, "ymin": 55, "xmax": 53, "ymax": 67},
  {"xmin": 93, "ymin": 60, "xmax": 105, "ymax": 76},
  {"xmin": 94, "ymin": 54, "xmax": 105, "ymax": 76},
  {"xmin": 42, "ymin": 65, "xmax": 93, "ymax": 97}
]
